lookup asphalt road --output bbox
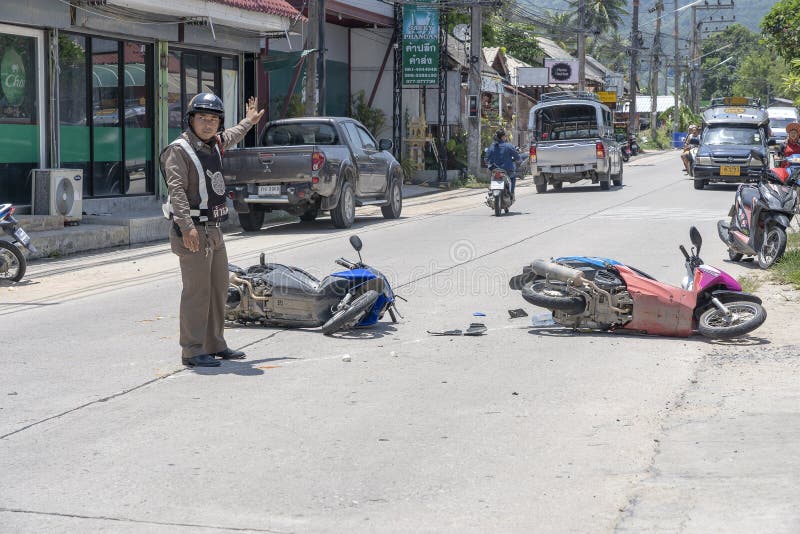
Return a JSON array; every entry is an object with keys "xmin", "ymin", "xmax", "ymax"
[{"xmin": 1, "ymin": 151, "xmax": 799, "ymax": 533}]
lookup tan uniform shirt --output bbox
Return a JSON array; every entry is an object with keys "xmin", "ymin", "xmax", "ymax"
[{"xmin": 161, "ymin": 119, "xmax": 253, "ymax": 232}]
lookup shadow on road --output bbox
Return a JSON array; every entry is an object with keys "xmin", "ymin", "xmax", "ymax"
[{"xmin": 526, "ymin": 327, "xmax": 770, "ymax": 345}]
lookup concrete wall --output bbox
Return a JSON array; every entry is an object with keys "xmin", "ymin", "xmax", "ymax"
[{"xmin": 350, "ymin": 28, "xmax": 393, "ymax": 138}]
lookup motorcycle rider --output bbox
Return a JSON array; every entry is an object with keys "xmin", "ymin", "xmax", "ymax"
[
  {"xmin": 681, "ymin": 124, "xmax": 700, "ymax": 174},
  {"xmin": 779, "ymin": 122, "xmax": 800, "ymax": 164},
  {"xmin": 486, "ymin": 129, "xmax": 522, "ymax": 199}
]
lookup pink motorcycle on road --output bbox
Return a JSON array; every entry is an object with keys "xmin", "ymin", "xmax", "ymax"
[{"xmin": 510, "ymin": 227, "xmax": 767, "ymax": 339}]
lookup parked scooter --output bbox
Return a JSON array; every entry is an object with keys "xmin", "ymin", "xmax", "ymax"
[
  {"xmin": 0, "ymin": 203, "xmax": 37, "ymax": 282},
  {"xmin": 509, "ymin": 227, "xmax": 766, "ymax": 339},
  {"xmin": 629, "ymin": 134, "xmax": 640, "ymax": 156},
  {"xmin": 616, "ymin": 134, "xmax": 631, "ymax": 162},
  {"xmin": 717, "ymin": 151, "xmax": 799, "ymax": 268},
  {"xmin": 226, "ymin": 235, "xmax": 399, "ymax": 335},
  {"xmin": 486, "ymin": 166, "xmax": 514, "ymax": 216}
]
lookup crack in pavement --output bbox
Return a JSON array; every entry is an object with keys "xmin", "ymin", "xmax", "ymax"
[{"xmin": 0, "ymin": 507, "xmax": 291, "ymax": 533}]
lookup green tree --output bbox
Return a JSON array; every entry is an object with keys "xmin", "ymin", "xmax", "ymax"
[
  {"xmin": 701, "ymin": 24, "xmax": 762, "ymax": 100},
  {"xmin": 732, "ymin": 51, "xmax": 789, "ymax": 104},
  {"xmin": 761, "ymin": 0, "xmax": 800, "ymax": 60},
  {"xmin": 568, "ymin": 0, "xmax": 627, "ymax": 36},
  {"xmin": 545, "ymin": 11, "xmax": 577, "ymax": 52}
]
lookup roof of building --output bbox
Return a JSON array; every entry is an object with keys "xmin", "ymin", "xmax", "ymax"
[
  {"xmin": 535, "ymin": 37, "xmax": 572, "ymax": 60},
  {"xmin": 211, "ymin": 0, "xmax": 301, "ymax": 19}
]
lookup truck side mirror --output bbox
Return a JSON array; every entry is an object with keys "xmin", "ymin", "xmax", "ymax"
[
  {"xmin": 688, "ymin": 137, "xmax": 700, "ymax": 146},
  {"xmin": 378, "ymin": 139, "xmax": 393, "ymax": 151}
]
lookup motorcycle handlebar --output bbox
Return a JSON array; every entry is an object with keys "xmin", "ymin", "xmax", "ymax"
[
  {"xmin": 679, "ymin": 245, "xmax": 690, "ymax": 261},
  {"xmin": 335, "ymin": 258, "xmax": 355, "ymax": 269}
]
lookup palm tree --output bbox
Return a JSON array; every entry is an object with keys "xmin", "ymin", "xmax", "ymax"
[
  {"xmin": 546, "ymin": 11, "xmax": 577, "ymax": 52},
  {"xmin": 568, "ymin": 0, "xmax": 627, "ymax": 36}
]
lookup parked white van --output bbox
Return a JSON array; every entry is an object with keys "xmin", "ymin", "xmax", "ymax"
[{"xmin": 767, "ymin": 106, "xmax": 799, "ymax": 143}]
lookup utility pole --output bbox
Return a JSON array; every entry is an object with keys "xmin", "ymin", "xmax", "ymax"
[
  {"xmin": 690, "ymin": 5, "xmax": 698, "ymax": 113},
  {"xmin": 317, "ymin": 0, "xmax": 327, "ymax": 115},
  {"xmin": 649, "ymin": 1, "xmax": 662, "ymax": 141},
  {"xmin": 304, "ymin": 0, "xmax": 318, "ymax": 116},
  {"xmin": 577, "ymin": 0, "xmax": 586, "ymax": 91},
  {"xmin": 629, "ymin": 0, "xmax": 640, "ymax": 137},
  {"xmin": 467, "ymin": 3, "xmax": 482, "ymax": 177},
  {"xmin": 690, "ymin": 2, "xmax": 734, "ymax": 112},
  {"xmin": 672, "ymin": 0, "xmax": 680, "ymax": 136}
]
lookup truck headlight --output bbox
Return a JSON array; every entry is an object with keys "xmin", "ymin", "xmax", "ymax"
[{"xmin": 694, "ymin": 156, "xmax": 712, "ymax": 165}]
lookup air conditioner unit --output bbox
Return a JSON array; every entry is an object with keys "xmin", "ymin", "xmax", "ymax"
[{"xmin": 32, "ymin": 169, "xmax": 83, "ymax": 223}]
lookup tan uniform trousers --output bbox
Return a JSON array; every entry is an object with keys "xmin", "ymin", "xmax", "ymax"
[{"xmin": 170, "ymin": 224, "xmax": 229, "ymax": 359}]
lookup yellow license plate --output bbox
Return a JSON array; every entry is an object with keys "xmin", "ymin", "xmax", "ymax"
[{"xmin": 720, "ymin": 165, "xmax": 740, "ymax": 176}]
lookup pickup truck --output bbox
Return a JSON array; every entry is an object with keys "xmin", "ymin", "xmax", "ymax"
[
  {"xmin": 691, "ymin": 99, "xmax": 774, "ymax": 189},
  {"xmin": 224, "ymin": 117, "xmax": 404, "ymax": 230},
  {"xmin": 527, "ymin": 92, "xmax": 623, "ymax": 192}
]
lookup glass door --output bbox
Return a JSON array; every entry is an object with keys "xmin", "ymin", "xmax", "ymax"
[{"xmin": 0, "ymin": 24, "xmax": 45, "ymax": 205}]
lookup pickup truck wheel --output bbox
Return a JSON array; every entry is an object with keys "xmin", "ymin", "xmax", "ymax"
[
  {"xmin": 536, "ymin": 182, "xmax": 547, "ymax": 193},
  {"xmin": 239, "ymin": 209, "xmax": 265, "ymax": 232},
  {"xmin": 600, "ymin": 180, "xmax": 610, "ymax": 190},
  {"xmin": 551, "ymin": 181, "xmax": 563, "ymax": 191},
  {"xmin": 331, "ymin": 181, "xmax": 356, "ymax": 228},
  {"xmin": 693, "ymin": 178, "xmax": 706, "ymax": 190},
  {"xmin": 612, "ymin": 163, "xmax": 623, "ymax": 187},
  {"xmin": 381, "ymin": 178, "xmax": 402, "ymax": 219},
  {"xmin": 299, "ymin": 208, "xmax": 318, "ymax": 222}
]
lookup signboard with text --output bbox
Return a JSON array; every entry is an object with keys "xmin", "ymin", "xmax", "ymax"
[
  {"xmin": 544, "ymin": 59, "xmax": 579, "ymax": 85},
  {"xmin": 402, "ymin": 0, "xmax": 439, "ymax": 86},
  {"xmin": 597, "ymin": 91, "xmax": 617, "ymax": 104}
]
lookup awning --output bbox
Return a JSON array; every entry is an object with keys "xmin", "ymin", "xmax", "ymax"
[
  {"xmin": 92, "ymin": 64, "xmax": 147, "ymax": 88},
  {"xmin": 262, "ymin": 49, "xmax": 316, "ymax": 72}
]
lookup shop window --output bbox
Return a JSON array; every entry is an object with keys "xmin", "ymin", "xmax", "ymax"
[
  {"xmin": 0, "ymin": 30, "xmax": 41, "ymax": 205},
  {"xmin": 58, "ymin": 34, "xmax": 154, "ymax": 197}
]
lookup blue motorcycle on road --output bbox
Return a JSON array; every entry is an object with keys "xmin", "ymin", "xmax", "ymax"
[{"xmin": 226, "ymin": 235, "xmax": 398, "ymax": 335}]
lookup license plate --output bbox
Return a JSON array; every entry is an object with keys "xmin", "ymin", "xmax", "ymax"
[
  {"xmin": 258, "ymin": 185, "xmax": 281, "ymax": 196},
  {"xmin": 560, "ymin": 165, "xmax": 575, "ymax": 173},
  {"xmin": 13, "ymin": 227, "xmax": 30, "ymax": 245},
  {"xmin": 720, "ymin": 165, "xmax": 740, "ymax": 176},
  {"xmin": 490, "ymin": 180, "xmax": 505, "ymax": 190}
]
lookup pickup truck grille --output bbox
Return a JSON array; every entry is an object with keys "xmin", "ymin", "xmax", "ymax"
[{"xmin": 711, "ymin": 156, "xmax": 750, "ymax": 164}]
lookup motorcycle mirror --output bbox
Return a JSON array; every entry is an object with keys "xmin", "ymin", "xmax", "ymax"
[
  {"xmin": 260, "ymin": 252, "xmax": 266, "ymax": 266},
  {"xmin": 689, "ymin": 226, "xmax": 702, "ymax": 252},
  {"xmin": 349, "ymin": 235, "xmax": 363, "ymax": 252},
  {"xmin": 749, "ymin": 148, "xmax": 764, "ymax": 164}
]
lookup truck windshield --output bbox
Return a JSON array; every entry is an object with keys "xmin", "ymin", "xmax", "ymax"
[
  {"xmin": 769, "ymin": 118, "xmax": 793, "ymax": 129},
  {"xmin": 703, "ymin": 126, "xmax": 761, "ymax": 145},
  {"xmin": 534, "ymin": 104, "xmax": 599, "ymax": 141},
  {"xmin": 262, "ymin": 123, "xmax": 339, "ymax": 146}
]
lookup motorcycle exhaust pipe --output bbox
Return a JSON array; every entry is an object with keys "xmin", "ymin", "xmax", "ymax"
[
  {"xmin": 530, "ymin": 259, "xmax": 585, "ymax": 285},
  {"xmin": 230, "ymin": 274, "xmax": 270, "ymax": 301}
]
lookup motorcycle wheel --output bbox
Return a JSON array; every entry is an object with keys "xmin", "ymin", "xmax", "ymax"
[
  {"xmin": 321, "ymin": 290, "xmax": 380, "ymax": 335},
  {"xmin": 494, "ymin": 197, "xmax": 502, "ymax": 216},
  {"xmin": 521, "ymin": 281, "xmax": 586, "ymax": 313},
  {"xmin": 0, "ymin": 240, "xmax": 25, "ymax": 282},
  {"xmin": 697, "ymin": 301, "xmax": 767, "ymax": 339},
  {"xmin": 757, "ymin": 226, "xmax": 787, "ymax": 269}
]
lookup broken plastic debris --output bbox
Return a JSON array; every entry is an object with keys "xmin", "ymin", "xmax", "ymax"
[
  {"xmin": 341, "ymin": 354, "xmax": 352, "ymax": 362},
  {"xmin": 530, "ymin": 311, "xmax": 555, "ymax": 327},
  {"xmin": 473, "ymin": 312, "xmax": 487, "ymax": 317},
  {"xmin": 464, "ymin": 323, "xmax": 487, "ymax": 336},
  {"xmin": 508, "ymin": 308, "xmax": 528, "ymax": 319},
  {"xmin": 427, "ymin": 329, "xmax": 463, "ymax": 336}
]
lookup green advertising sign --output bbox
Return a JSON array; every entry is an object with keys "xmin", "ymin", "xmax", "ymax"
[
  {"xmin": 402, "ymin": 0, "xmax": 439, "ymax": 86},
  {"xmin": 1, "ymin": 48, "xmax": 26, "ymax": 106}
]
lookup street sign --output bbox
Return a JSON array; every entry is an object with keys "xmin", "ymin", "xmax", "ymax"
[
  {"xmin": 597, "ymin": 91, "xmax": 617, "ymax": 104},
  {"xmin": 402, "ymin": 0, "xmax": 439, "ymax": 86},
  {"xmin": 544, "ymin": 59, "xmax": 579, "ymax": 85},
  {"xmin": 516, "ymin": 67, "xmax": 548, "ymax": 86}
]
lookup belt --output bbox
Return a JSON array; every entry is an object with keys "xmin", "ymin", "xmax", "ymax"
[{"xmin": 196, "ymin": 221, "xmax": 221, "ymax": 227}]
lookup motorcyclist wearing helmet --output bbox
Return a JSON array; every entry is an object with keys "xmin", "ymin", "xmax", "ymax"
[
  {"xmin": 160, "ymin": 93, "xmax": 264, "ymax": 367},
  {"xmin": 779, "ymin": 122, "xmax": 800, "ymax": 166},
  {"xmin": 486, "ymin": 129, "xmax": 522, "ymax": 198}
]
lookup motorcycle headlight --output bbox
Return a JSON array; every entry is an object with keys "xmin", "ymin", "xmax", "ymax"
[{"xmin": 694, "ymin": 156, "xmax": 712, "ymax": 165}]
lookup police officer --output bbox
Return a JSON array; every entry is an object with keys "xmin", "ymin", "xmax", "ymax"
[{"xmin": 161, "ymin": 93, "xmax": 264, "ymax": 367}]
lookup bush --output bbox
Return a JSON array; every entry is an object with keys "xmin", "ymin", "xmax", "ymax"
[
  {"xmin": 641, "ymin": 126, "xmax": 673, "ymax": 149},
  {"xmin": 350, "ymin": 90, "xmax": 386, "ymax": 136}
]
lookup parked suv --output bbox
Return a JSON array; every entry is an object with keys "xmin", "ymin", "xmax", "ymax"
[{"xmin": 691, "ymin": 98, "xmax": 774, "ymax": 190}]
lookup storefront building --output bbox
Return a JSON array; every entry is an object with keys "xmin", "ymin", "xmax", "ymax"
[{"xmin": 0, "ymin": 0, "xmax": 300, "ymax": 210}]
